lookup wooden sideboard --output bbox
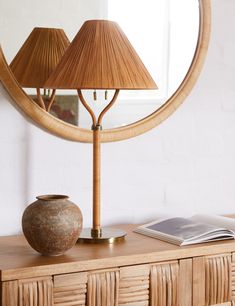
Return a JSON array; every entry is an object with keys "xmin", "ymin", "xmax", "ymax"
[{"xmin": 1, "ymin": 224, "xmax": 235, "ymax": 306}]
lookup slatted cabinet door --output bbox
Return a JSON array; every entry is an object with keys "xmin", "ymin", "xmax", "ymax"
[
  {"xmin": 193, "ymin": 254, "xmax": 233, "ymax": 306},
  {"xmin": 53, "ymin": 268, "xmax": 120, "ymax": 306},
  {"xmin": 150, "ymin": 262, "xmax": 179, "ymax": 306},
  {"xmin": 2, "ymin": 276, "xmax": 54, "ymax": 306},
  {"xmin": 118, "ymin": 259, "xmax": 192, "ymax": 306},
  {"xmin": 53, "ymin": 272, "xmax": 88, "ymax": 306},
  {"xmin": 119, "ymin": 264, "xmax": 150, "ymax": 306},
  {"xmin": 87, "ymin": 269, "xmax": 119, "ymax": 306}
]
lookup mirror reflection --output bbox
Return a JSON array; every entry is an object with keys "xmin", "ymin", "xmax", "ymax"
[{"xmin": 0, "ymin": 0, "xmax": 199, "ymax": 129}]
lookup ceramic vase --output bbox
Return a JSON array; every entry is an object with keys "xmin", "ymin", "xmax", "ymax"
[{"xmin": 22, "ymin": 195, "xmax": 83, "ymax": 256}]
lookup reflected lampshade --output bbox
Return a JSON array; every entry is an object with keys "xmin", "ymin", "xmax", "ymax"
[
  {"xmin": 44, "ymin": 20, "xmax": 158, "ymax": 90},
  {"xmin": 10, "ymin": 27, "xmax": 70, "ymax": 88}
]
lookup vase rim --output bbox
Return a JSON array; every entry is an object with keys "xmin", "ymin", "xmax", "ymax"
[{"xmin": 36, "ymin": 194, "xmax": 69, "ymax": 201}]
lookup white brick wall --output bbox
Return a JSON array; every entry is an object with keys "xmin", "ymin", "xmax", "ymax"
[{"xmin": 1, "ymin": 0, "xmax": 235, "ymax": 235}]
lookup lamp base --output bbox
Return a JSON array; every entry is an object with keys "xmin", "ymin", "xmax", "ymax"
[{"xmin": 77, "ymin": 227, "xmax": 126, "ymax": 244}]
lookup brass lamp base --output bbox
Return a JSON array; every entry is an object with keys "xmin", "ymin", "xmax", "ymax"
[{"xmin": 78, "ymin": 228, "xmax": 126, "ymax": 244}]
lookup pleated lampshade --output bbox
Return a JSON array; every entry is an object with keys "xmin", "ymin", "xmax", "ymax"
[
  {"xmin": 10, "ymin": 27, "xmax": 70, "ymax": 88},
  {"xmin": 45, "ymin": 20, "xmax": 157, "ymax": 90}
]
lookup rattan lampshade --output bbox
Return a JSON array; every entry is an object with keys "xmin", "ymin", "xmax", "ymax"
[
  {"xmin": 45, "ymin": 20, "xmax": 157, "ymax": 90},
  {"xmin": 10, "ymin": 27, "xmax": 70, "ymax": 88}
]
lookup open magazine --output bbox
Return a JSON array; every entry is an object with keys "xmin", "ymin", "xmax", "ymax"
[{"xmin": 134, "ymin": 214, "xmax": 235, "ymax": 246}]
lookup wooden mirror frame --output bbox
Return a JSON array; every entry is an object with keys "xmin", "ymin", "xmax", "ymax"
[{"xmin": 0, "ymin": 0, "xmax": 211, "ymax": 143}]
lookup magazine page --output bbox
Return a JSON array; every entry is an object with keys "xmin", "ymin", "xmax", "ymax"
[
  {"xmin": 136, "ymin": 217, "xmax": 221, "ymax": 243},
  {"xmin": 191, "ymin": 214, "xmax": 235, "ymax": 232}
]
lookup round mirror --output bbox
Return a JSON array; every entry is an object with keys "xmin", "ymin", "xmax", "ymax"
[{"xmin": 0, "ymin": 0, "xmax": 211, "ymax": 142}]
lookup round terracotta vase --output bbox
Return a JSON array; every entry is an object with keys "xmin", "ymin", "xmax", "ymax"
[{"xmin": 22, "ymin": 195, "xmax": 83, "ymax": 256}]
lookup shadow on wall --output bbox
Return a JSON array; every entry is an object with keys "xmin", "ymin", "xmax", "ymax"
[{"xmin": 0, "ymin": 83, "xmax": 30, "ymax": 235}]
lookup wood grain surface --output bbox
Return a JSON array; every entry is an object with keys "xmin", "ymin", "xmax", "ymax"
[{"xmin": 1, "ymin": 224, "xmax": 235, "ymax": 282}]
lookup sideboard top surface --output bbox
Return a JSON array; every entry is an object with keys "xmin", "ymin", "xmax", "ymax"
[{"xmin": 1, "ymin": 224, "xmax": 235, "ymax": 281}]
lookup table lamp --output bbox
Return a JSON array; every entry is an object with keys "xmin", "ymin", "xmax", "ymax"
[
  {"xmin": 45, "ymin": 20, "xmax": 158, "ymax": 243},
  {"xmin": 10, "ymin": 27, "xmax": 70, "ymax": 111}
]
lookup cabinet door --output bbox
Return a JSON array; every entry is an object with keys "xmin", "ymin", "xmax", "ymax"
[
  {"xmin": 193, "ymin": 254, "xmax": 232, "ymax": 306},
  {"xmin": 54, "ymin": 272, "xmax": 88, "ymax": 306},
  {"xmin": 54, "ymin": 269, "xmax": 119, "ymax": 306},
  {"xmin": 151, "ymin": 258, "xmax": 192, "ymax": 306},
  {"xmin": 119, "ymin": 264, "xmax": 150, "ymax": 306},
  {"xmin": 119, "ymin": 259, "xmax": 192, "ymax": 306},
  {"xmin": 2, "ymin": 276, "xmax": 53, "ymax": 306}
]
